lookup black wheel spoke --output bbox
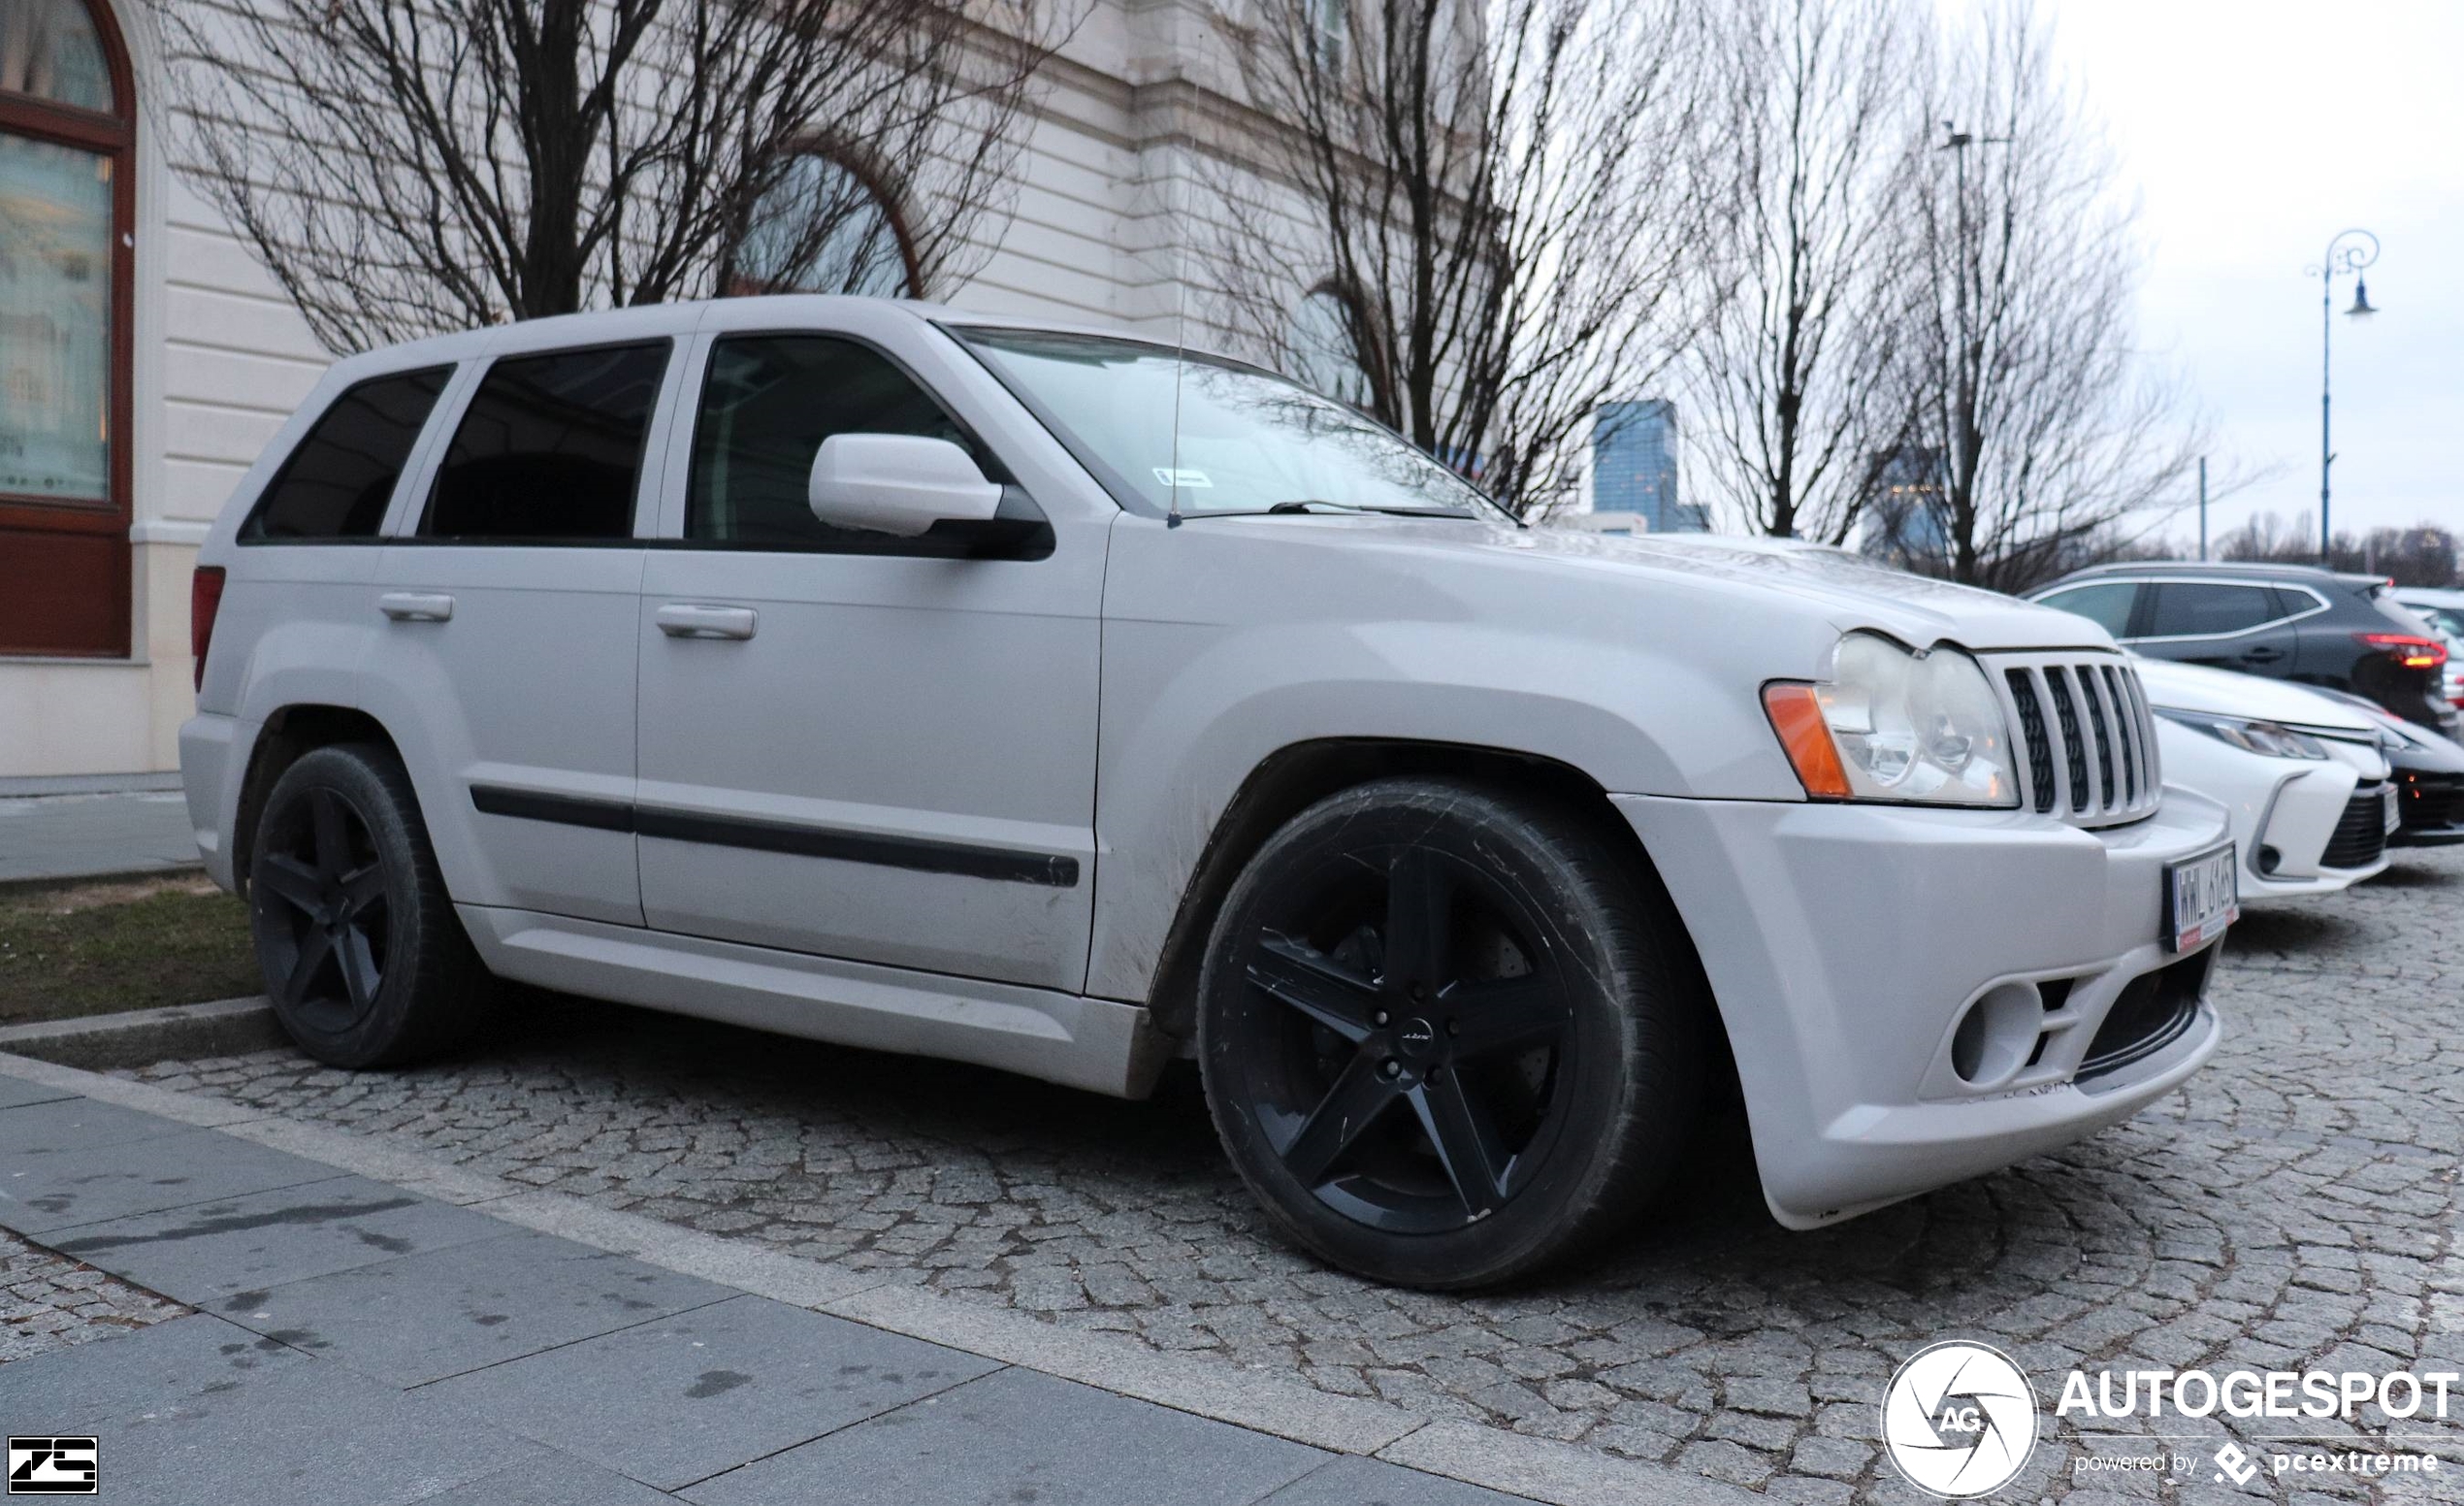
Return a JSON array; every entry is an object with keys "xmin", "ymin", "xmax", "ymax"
[
  {"xmin": 336, "ymin": 926, "xmax": 380, "ymax": 1013},
  {"xmin": 256, "ymin": 853, "xmax": 324, "ymax": 916},
  {"xmin": 1409, "ymin": 1070, "xmax": 1510, "ymax": 1216},
  {"xmin": 339, "ymin": 862, "xmax": 387, "ymax": 922},
  {"xmin": 280, "ymin": 927, "xmax": 336, "ymax": 1007},
  {"xmin": 1441, "ymin": 974, "xmax": 1572, "ymax": 1060},
  {"xmin": 310, "ymin": 788, "xmax": 352, "ymax": 877},
  {"xmin": 1382, "ymin": 846, "xmax": 1450, "ymax": 991},
  {"xmin": 1279, "ymin": 1052, "xmax": 1400, "ymax": 1186},
  {"xmin": 1248, "ymin": 933, "xmax": 1378, "ymax": 1044}
]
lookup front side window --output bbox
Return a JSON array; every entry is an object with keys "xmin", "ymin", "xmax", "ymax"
[
  {"xmin": 956, "ymin": 327, "xmax": 1495, "ymax": 520},
  {"xmin": 2034, "ymin": 581, "xmax": 2138, "ymax": 638},
  {"xmin": 2146, "ymin": 582, "xmax": 2286, "ymax": 638},
  {"xmin": 688, "ymin": 335, "xmax": 986, "ymax": 546},
  {"xmin": 242, "ymin": 368, "xmax": 450, "ymax": 541},
  {"xmin": 421, "ymin": 344, "xmax": 668, "ymax": 541}
]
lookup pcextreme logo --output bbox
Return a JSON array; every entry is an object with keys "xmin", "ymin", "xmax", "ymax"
[{"xmin": 1880, "ymin": 1341, "xmax": 2040, "ymax": 1498}]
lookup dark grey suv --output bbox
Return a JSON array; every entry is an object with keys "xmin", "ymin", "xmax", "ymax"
[{"xmin": 2030, "ymin": 562, "xmax": 2458, "ymax": 736}]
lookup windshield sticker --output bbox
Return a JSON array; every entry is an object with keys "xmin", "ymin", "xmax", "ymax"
[{"xmin": 1152, "ymin": 468, "xmax": 1214, "ymax": 488}]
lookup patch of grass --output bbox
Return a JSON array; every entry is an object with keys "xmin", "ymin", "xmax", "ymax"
[{"xmin": 0, "ymin": 875, "xmax": 261, "ymax": 1025}]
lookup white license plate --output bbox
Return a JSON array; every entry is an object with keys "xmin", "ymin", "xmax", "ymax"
[
  {"xmin": 2164, "ymin": 843, "xmax": 2239, "ymax": 953},
  {"xmin": 2383, "ymin": 785, "xmax": 2402, "ymax": 835}
]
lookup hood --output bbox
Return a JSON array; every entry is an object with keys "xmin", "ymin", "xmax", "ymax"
[
  {"xmin": 1329, "ymin": 521, "xmax": 2124, "ymax": 653},
  {"xmin": 2129, "ymin": 656, "xmax": 2378, "ymax": 734}
]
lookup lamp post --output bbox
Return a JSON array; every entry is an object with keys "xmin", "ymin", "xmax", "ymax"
[{"xmin": 2312, "ymin": 228, "xmax": 2380, "ymax": 563}]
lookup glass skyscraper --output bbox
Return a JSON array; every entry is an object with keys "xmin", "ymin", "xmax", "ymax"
[{"xmin": 1589, "ymin": 399, "xmax": 1704, "ymax": 533}]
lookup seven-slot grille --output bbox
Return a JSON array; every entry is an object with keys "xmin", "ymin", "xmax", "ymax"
[{"xmin": 1986, "ymin": 652, "xmax": 2162, "ymax": 828}]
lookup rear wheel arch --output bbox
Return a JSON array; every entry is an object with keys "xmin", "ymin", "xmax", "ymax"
[{"xmin": 234, "ymin": 705, "xmax": 405, "ymax": 896}]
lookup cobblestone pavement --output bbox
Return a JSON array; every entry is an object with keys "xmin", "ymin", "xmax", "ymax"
[
  {"xmin": 0, "ymin": 1228, "xmax": 186, "ymax": 1365},
  {"xmin": 124, "ymin": 849, "xmax": 2464, "ymax": 1501}
]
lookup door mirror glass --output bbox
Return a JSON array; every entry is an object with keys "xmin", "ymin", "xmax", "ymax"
[{"xmin": 807, "ymin": 433, "xmax": 1002, "ymax": 539}]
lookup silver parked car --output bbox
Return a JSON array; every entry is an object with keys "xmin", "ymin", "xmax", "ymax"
[{"xmin": 181, "ymin": 298, "xmax": 2234, "ymax": 1287}]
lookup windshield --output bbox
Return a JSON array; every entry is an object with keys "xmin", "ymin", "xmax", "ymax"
[{"xmin": 954, "ymin": 327, "xmax": 1500, "ymax": 520}]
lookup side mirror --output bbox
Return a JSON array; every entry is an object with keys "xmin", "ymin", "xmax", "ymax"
[{"xmin": 807, "ymin": 434, "xmax": 1002, "ymax": 539}]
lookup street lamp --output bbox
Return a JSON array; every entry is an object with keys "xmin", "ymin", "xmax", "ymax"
[{"xmin": 2311, "ymin": 228, "xmax": 2380, "ymax": 563}]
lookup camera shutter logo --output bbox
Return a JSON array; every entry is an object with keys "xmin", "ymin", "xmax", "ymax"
[
  {"xmin": 1881, "ymin": 1342, "xmax": 2038, "ymax": 1498},
  {"xmin": 7, "ymin": 1437, "xmax": 97, "ymax": 1495}
]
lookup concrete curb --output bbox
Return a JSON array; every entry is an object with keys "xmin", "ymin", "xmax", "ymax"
[
  {"xmin": 0, "ymin": 998, "xmax": 282, "ymax": 1069},
  {"xmin": 0, "ymin": 1048, "xmax": 1761, "ymax": 1506}
]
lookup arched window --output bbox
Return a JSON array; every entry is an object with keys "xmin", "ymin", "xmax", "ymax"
[
  {"xmin": 1284, "ymin": 285, "xmax": 1374, "ymax": 410},
  {"xmin": 1, "ymin": 0, "xmax": 135, "ymax": 657},
  {"xmin": 731, "ymin": 152, "xmax": 917, "ymax": 299}
]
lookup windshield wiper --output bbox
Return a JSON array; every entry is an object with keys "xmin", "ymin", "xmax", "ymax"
[{"xmin": 1260, "ymin": 499, "xmax": 1474, "ymax": 518}]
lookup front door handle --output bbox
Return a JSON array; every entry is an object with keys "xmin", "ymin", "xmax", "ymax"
[
  {"xmin": 656, "ymin": 604, "xmax": 759, "ymax": 640},
  {"xmin": 378, "ymin": 592, "xmax": 454, "ymax": 623}
]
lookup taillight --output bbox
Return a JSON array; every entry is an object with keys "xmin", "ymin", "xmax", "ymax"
[
  {"xmin": 2356, "ymin": 632, "xmax": 2447, "ymax": 671},
  {"xmin": 190, "ymin": 566, "xmax": 226, "ymax": 693}
]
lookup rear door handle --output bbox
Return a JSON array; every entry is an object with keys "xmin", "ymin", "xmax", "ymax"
[
  {"xmin": 378, "ymin": 592, "xmax": 454, "ymax": 623},
  {"xmin": 656, "ymin": 604, "xmax": 759, "ymax": 640},
  {"xmin": 2240, "ymin": 645, "xmax": 2286, "ymax": 663}
]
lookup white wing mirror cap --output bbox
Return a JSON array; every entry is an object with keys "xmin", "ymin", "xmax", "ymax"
[{"xmin": 807, "ymin": 434, "xmax": 1003, "ymax": 539}]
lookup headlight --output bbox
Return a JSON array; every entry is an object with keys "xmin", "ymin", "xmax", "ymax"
[
  {"xmin": 1762, "ymin": 633, "xmax": 2020, "ymax": 806},
  {"xmin": 2155, "ymin": 709, "xmax": 2327, "ymax": 761}
]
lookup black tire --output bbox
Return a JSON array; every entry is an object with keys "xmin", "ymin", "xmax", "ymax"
[
  {"xmin": 245, "ymin": 742, "xmax": 492, "ymax": 1067},
  {"xmin": 1196, "ymin": 777, "xmax": 1705, "ymax": 1289}
]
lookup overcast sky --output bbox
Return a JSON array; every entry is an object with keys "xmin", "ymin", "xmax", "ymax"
[{"xmin": 2040, "ymin": 0, "xmax": 2463, "ymax": 546}]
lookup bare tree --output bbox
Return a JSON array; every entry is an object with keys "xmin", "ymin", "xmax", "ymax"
[
  {"xmin": 1889, "ymin": 0, "xmax": 2205, "ymax": 592},
  {"xmin": 157, "ymin": 0, "xmax": 1068, "ymax": 352},
  {"xmin": 2221, "ymin": 511, "xmax": 2459, "ymax": 586},
  {"xmin": 1199, "ymin": 0, "xmax": 1718, "ymax": 516},
  {"xmin": 1682, "ymin": 0, "xmax": 1929, "ymax": 543}
]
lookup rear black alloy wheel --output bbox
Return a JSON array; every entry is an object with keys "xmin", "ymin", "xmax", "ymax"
[
  {"xmin": 253, "ymin": 785, "xmax": 391, "ymax": 1036},
  {"xmin": 1198, "ymin": 778, "xmax": 1704, "ymax": 1289},
  {"xmin": 248, "ymin": 743, "xmax": 490, "ymax": 1067}
]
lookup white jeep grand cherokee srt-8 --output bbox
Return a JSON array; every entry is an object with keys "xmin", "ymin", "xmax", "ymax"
[{"xmin": 180, "ymin": 297, "xmax": 2235, "ymax": 1287}]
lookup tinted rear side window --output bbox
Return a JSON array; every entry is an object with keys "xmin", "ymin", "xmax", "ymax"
[
  {"xmin": 2146, "ymin": 582, "xmax": 2283, "ymax": 637},
  {"xmin": 422, "ymin": 343, "xmax": 669, "ymax": 540},
  {"xmin": 687, "ymin": 335, "xmax": 986, "ymax": 546},
  {"xmin": 2035, "ymin": 581, "xmax": 2138, "ymax": 637},
  {"xmin": 240, "ymin": 367, "xmax": 451, "ymax": 541}
]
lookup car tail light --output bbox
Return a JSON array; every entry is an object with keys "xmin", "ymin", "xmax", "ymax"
[
  {"xmin": 1761, "ymin": 683, "xmax": 1851, "ymax": 799},
  {"xmin": 2355, "ymin": 632, "xmax": 2447, "ymax": 671},
  {"xmin": 191, "ymin": 566, "xmax": 226, "ymax": 692}
]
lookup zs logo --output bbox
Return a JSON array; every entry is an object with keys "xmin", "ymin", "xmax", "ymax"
[{"xmin": 7, "ymin": 1438, "xmax": 98, "ymax": 1495}]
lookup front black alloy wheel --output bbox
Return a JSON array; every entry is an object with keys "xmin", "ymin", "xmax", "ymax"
[
  {"xmin": 1198, "ymin": 778, "xmax": 1706, "ymax": 1289},
  {"xmin": 248, "ymin": 743, "xmax": 490, "ymax": 1067}
]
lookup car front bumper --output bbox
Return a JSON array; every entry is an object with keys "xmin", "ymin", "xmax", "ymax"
[{"xmin": 1613, "ymin": 788, "xmax": 2231, "ymax": 1229}]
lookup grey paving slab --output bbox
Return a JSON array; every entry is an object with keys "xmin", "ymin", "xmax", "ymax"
[
  {"xmin": 683, "ymin": 1365, "xmax": 1328, "ymax": 1506},
  {"xmin": 0, "ymin": 1072, "xmax": 76, "ymax": 1110},
  {"xmin": 0, "ymin": 1312, "xmax": 553, "ymax": 1506},
  {"xmin": 1262, "ymin": 1456, "xmax": 1537, "ymax": 1506},
  {"xmin": 46, "ymin": 1174, "xmax": 509, "ymax": 1302},
  {"xmin": 0, "ymin": 1312, "xmax": 310, "ymax": 1431},
  {"xmin": 211, "ymin": 1228, "xmax": 738, "ymax": 1387},
  {"xmin": 0, "ymin": 1126, "xmax": 335, "ymax": 1235},
  {"xmin": 0, "ymin": 790, "xmax": 200, "ymax": 883},
  {"xmin": 411, "ymin": 1459, "xmax": 685, "ymax": 1505},
  {"xmin": 422, "ymin": 1293, "xmax": 1001, "ymax": 1491},
  {"xmin": 0, "ymin": 1095, "xmax": 193, "ymax": 1159}
]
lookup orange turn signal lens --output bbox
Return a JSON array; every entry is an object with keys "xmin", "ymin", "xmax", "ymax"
[{"xmin": 1762, "ymin": 682, "xmax": 1851, "ymax": 799}]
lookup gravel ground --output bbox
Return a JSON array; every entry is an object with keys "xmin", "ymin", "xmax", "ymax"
[
  {"xmin": 0, "ymin": 1228, "xmax": 186, "ymax": 1366},
  {"xmin": 121, "ymin": 847, "xmax": 2464, "ymax": 1501}
]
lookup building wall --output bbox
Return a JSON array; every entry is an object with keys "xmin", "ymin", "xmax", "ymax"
[{"xmin": 0, "ymin": 0, "xmax": 1311, "ymax": 778}]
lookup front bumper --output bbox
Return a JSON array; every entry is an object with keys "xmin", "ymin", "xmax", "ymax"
[{"xmin": 1613, "ymin": 788, "xmax": 2231, "ymax": 1229}]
